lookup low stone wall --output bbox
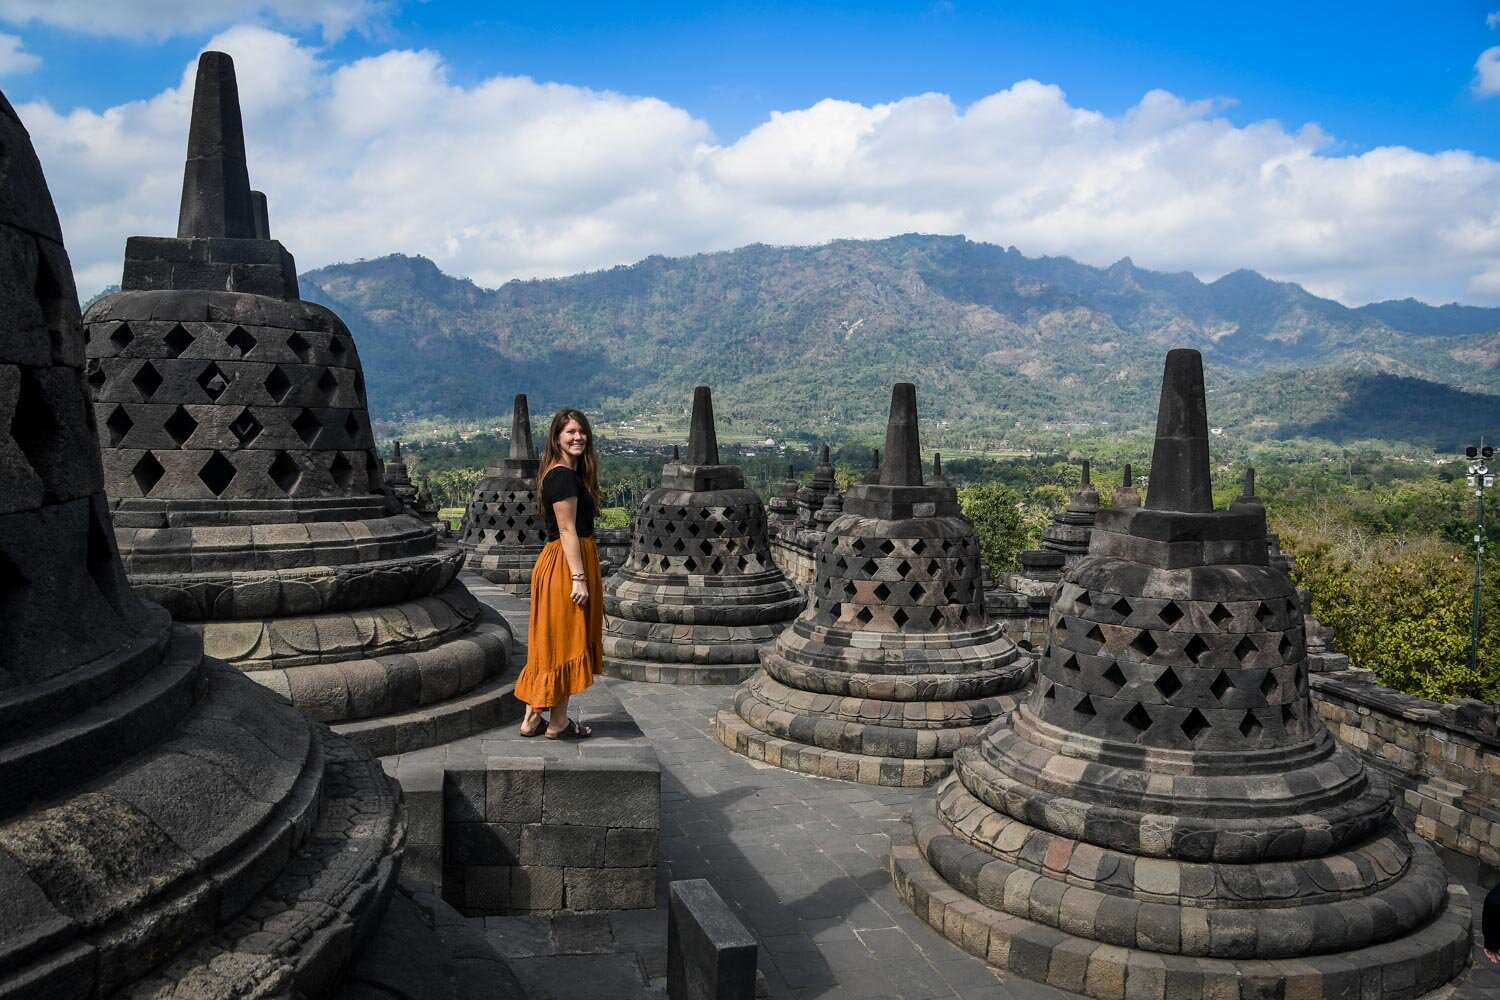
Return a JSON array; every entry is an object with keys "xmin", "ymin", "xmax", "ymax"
[
  {"xmin": 768, "ymin": 528, "xmax": 819, "ymax": 590},
  {"xmin": 393, "ymin": 755, "xmax": 660, "ymax": 913},
  {"xmin": 1312, "ymin": 671, "xmax": 1500, "ymax": 884},
  {"xmin": 597, "ymin": 527, "xmax": 632, "ymax": 576}
]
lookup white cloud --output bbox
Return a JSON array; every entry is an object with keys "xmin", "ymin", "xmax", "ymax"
[
  {"xmin": 0, "ymin": 0, "xmax": 390, "ymax": 41},
  {"xmin": 0, "ymin": 30, "xmax": 38, "ymax": 75},
  {"xmin": 1488, "ymin": 10, "xmax": 1500, "ymax": 28},
  {"xmin": 19, "ymin": 28, "xmax": 1500, "ymax": 306},
  {"xmin": 1477, "ymin": 46, "xmax": 1500, "ymax": 96}
]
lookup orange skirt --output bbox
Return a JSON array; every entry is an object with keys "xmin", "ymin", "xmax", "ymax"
[{"xmin": 516, "ymin": 536, "xmax": 604, "ymax": 710}]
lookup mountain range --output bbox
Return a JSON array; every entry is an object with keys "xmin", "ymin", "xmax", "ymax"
[{"xmin": 298, "ymin": 234, "xmax": 1500, "ymax": 451}]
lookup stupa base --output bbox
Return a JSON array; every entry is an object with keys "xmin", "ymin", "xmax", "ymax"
[
  {"xmin": 332, "ymin": 673, "xmax": 525, "ymax": 757},
  {"xmin": 714, "ymin": 709, "xmax": 954, "ymax": 786},
  {"xmin": 604, "ymin": 654, "xmax": 760, "ymax": 685},
  {"xmin": 890, "ymin": 797, "xmax": 1472, "ymax": 1000}
]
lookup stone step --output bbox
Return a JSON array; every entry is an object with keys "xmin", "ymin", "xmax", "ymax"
[
  {"xmin": 888, "ymin": 823, "xmax": 1473, "ymax": 999},
  {"xmin": 333, "ymin": 673, "xmax": 526, "ymax": 758},
  {"xmin": 714, "ymin": 710, "xmax": 952, "ymax": 787}
]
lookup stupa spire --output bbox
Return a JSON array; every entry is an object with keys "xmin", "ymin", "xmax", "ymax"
[
  {"xmin": 1144, "ymin": 348, "xmax": 1213, "ymax": 513},
  {"xmin": 177, "ymin": 51, "xmax": 257, "ymax": 239},
  {"xmin": 878, "ymin": 383, "xmax": 923, "ymax": 487},
  {"xmin": 250, "ymin": 189, "xmax": 270, "ymax": 238},
  {"xmin": 509, "ymin": 393, "xmax": 535, "ymax": 461},
  {"xmin": 686, "ymin": 385, "xmax": 720, "ymax": 465}
]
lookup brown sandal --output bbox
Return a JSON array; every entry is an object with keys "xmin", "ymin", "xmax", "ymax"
[
  {"xmin": 545, "ymin": 718, "xmax": 592, "ymax": 740},
  {"xmin": 519, "ymin": 714, "xmax": 548, "ymax": 738}
]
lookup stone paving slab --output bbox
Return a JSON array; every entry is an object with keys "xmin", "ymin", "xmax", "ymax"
[
  {"xmin": 382, "ymin": 574, "xmax": 657, "ymax": 775},
  {"xmin": 460, "ymin": 579, "xmax": 1500, "ymax": 999}
]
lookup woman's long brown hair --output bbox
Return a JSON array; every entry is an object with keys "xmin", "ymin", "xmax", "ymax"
[{"xmin": 540, "ymin": 408, "xmax": 603, "ymax": 504}]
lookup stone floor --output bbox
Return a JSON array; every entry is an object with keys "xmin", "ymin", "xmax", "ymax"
[
  {"xmin": 471, "ymin": 675, "xmax": 1500, "ymax": 999},
  {"xmin": 460, "ymin": 571, "xmax": 1500, "ymax": 999}
]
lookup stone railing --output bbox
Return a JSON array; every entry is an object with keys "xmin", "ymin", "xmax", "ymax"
[
  {"xmin": 1312, "ymin": 671, "xmax": 1500, "ymax": 884},
  {"xmin": 596, "ymin": 526, "xmax": 632, "ymax": 577},
  {"xmin": 768, "ymin": 523, "xmax": 820, "ymax": 590}
]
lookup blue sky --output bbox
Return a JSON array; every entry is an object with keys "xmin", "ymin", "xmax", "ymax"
[
  {"xmin": 9, "ymin": 3, "xmax": 1499, "ymax": 155},
  {"xmin": 2, "ymin": 1, "xmax": 1498, "ymax": 304}
]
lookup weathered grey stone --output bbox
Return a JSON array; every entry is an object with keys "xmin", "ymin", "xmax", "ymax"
[
  {"xmin": 668, "ymin": 879, "xmax": 758, "ymax": 1000},
  {"xmin": 604, "ymin": 385, "xmax": 803, "ymax": 684},
  {"xmin": 566, "ymin": 867, "xmax": 657, "ymax": 911},
  {"xmin": 0, "ymin": 85, "xmax": 511, "ymax": 1000},
  {"xmin": 893, "ymin": 348, "xmax": 1471, "ymax": 997},
  {"xmin": 542, "ymin": 758, "xmax": 660, "ymax": 829},
  {"xmin": 720, "ymin": 382, "xmax": 1030, "ymax": 786},
  {"xmin": 82, "ymin": 52, "xmax": 510, "ymax": 753}
]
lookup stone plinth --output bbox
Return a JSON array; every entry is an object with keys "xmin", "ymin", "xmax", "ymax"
[
  {"xmin": 82, "ymin": 53, "xmax": 509, "ymax": 754},
  {"xmin": 0, "ymin": 68, "xmax": 411, "ymax": 998},
  {"xmin": 459, "ymin": 393, "xmax": 544, "ymax": 592},
  {"xmin": 603, "ymin": 387, "xmax": 803, "ymax": 684},
  {"xmin": 717, "ymin": 385, "xmax": 1030, "ymax": 786},
  {"xmin": 891, "ymin": 350, "xmax": 1469, "ymax": 995}
]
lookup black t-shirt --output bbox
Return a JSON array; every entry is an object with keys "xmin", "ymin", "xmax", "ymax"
[{"xmin": 540, "ymin": 465, "xmax": 596, "ymax": 540}]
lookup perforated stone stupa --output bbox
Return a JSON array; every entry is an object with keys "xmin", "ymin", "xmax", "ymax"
[
  {"xmin": 891, "ymin": 350, "xmax": 1470, "ymax": 995},
  {"xmin": 81, "ymin": 52, "xmax": 511, "ymax": 755},
  {"xmin": 602, "ymin": 386, "xmax": 803, "ymax": 683},
  {"xmin": 457, "ymin": 393, "xmax": 543, "ymax": 592},
  {"xmin": 0, "ymin": 83, "xmax": 408, "ymax": 999},
  {"xmin": 717, "ymin": 384, "xmax": 1031, "ymax": 786}
]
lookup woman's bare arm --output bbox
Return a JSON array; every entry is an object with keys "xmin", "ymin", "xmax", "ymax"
[{"xmin": 554, "ymin": 496, "xmax": 588, "ymax": 605}]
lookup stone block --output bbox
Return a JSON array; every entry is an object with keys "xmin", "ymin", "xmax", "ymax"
[
  {"xmin": 403, "ymin": 844, "xmax": 442, "ymax": 891},
  {"xmin": 668, "ymin": 879, "xmax": 758, "ymax": 1000},
  {"xmin": 398, "ymin": 763, "xmax": 443, "ymax": 846},
  {"xmin": 565, "ymin": 867, "xmax": 657, "ymax": 911},
  {"xmin": 606, "ymin": 827, "xmax": 661, "ymax": 868},
  {"xmin": 443, "ymin": 766, "xmax": 488, "ymax": 825},
  {"xmin": 543, "ymin": 758, "xmax": 660, "ymax": 829},
  {"xmin": 520, "ymin": 823, "xmax": 605, "ymax": 868},
  {"xmin": 486, "ymin": 756, "xmax": 543, "ymax": 823},
  {"xmin": 509, "ymin": 866, "xmax": 565, "ymax": 910},
  {"xmin": 463, "ymin": 865, "xmax": 511, "ymax": 910},
  {"xmin": 444, "ymin": 822, "xmax": 519, "ymax": 867}
]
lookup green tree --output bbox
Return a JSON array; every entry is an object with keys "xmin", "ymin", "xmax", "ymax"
[
  {"xmin": 1280, "ymin": 519, "xmax": 1500, "ymax": 702},
  {"xmin": 430, "ymin": 468, "xmax": 482, "ymax": 508},
  {"xmin": 959, "ymin": 484, "xmax": 1030, "ymax": 576}
]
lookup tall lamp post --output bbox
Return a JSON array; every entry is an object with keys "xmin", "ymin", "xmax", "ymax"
[{"xmin": 1466, "ymin": 443, "xmax": 1494, "ymax": 672}]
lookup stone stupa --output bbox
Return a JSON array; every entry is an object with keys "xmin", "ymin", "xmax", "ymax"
[
  {"xmin": 383, "ymin": 439, "xmax": 419, "ymax": 513},
  {"xmin": 458, "ymin": 393, "xmax": 544, "ymax": 592},
  {"xmin": 891, "ymin": 350, "xmax": 1470, "ymax": 994},
  {"xmin": 795, "ymin": 445, "xmax": 837, "ymax": 525},
  {"xmin": 82, "ymin": 51, "xmax": 512, "ymax": 755},
  {"xmin": 602, "ymin": 386, "xmax": 804, "ymax": 683},
  {"xmin": 1009, "ymin": 458, "xmax": 1100, "ymax": 586},
  {"xmin": 717, "ymin": 384, "xmax": 1031, "ymax": 785},
  {"xmin": 0, "ymin": 74, "xmax": 524, "ymax": 999}
]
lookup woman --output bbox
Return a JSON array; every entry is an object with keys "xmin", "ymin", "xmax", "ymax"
[{"xmin": 516, "ymin": 408, "xmax": 604, "ymax": 739}]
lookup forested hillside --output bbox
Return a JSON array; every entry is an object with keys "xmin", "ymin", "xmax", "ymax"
[{"xmin": 301, "ymin": 235, "xmax": 1500, "ymax": 450}]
